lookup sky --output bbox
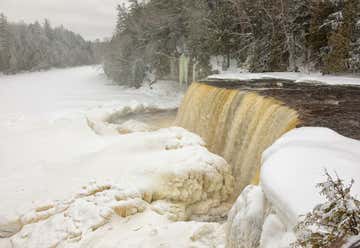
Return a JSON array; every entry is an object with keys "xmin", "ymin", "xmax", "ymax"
[{"xmin": 0, "ymin": 0, "xmax": 128, "ymax": 40}]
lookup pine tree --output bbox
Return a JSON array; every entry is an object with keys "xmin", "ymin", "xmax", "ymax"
[
  {"xmin": 293, "ymin": 171, "xmax": 360, "ymax": 248},
  {"xmin": 288, "ymin": 0, "xmax": 311, "ymax": 71},
  {"xmin": 323, "ymin": 0, "xmax": 357, "ymax": 73},
  {"xmin": 115, "ymin": 4, "xmax": 129, "ymax": 34},
  {"xmin": 1, "ymin": 16, "xmax": 95, "ymax": 74},
  {"xmin": 346, "ymin": 0, "xmax": 360, "ymax": 73},
  {"xmin": 307, "ymin": 1, "xmax": 335, "ymax": 71},
  {"xmin": 206, "ymin": 1, "xmax": 242, "ymax": 70},
  {"xmin": 0, "ymin": 13, "xmax": 10, "ymax": 72},
  {"xmin": 43, "ymin": 19, "xmax": 54, "ymax": 41}
]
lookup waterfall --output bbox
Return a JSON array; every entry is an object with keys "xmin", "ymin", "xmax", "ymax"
[{"xmin": 175, "ymin": 82, "xmax": 299, "ymax": 197}]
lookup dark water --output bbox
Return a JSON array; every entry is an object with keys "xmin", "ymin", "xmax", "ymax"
[
  {"xmin": 201, "ymin": 79, "xmax": 360, "ymax": 140},
  {"xmin": 109, "ymin": 109, "xmax": 178, "ymax": 131}
]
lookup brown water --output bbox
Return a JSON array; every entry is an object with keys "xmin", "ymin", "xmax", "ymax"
[
  {"xmin": 175, "ymin": 82, "xmax": 299, "ymax": 197},
  {"xmin": 110, "ymin": 109, "xmax": 178, "ymax": 131}
]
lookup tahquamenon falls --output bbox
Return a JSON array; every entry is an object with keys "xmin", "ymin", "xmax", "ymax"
[{"xmin": 175, "ymin": 82, "xmax": 299, "ymax": 196}]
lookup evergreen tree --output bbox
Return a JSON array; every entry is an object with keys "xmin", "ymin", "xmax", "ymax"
[
  {"xmin": 0, "ymin": 15, "xmax": 96, "ymax": 74},
  {"xmin": 307, "ymin": 1, "xmax": 336, "ymax": 71},
  {"xmin": 43, "ymin": 19, "xmax": 54, "ymax": 41},
  {"xmin": 323, "ymin": 0, "xmax": 358, "ymax": 73},
  {"xmin": 0, "ymin": 13, "xmax": 10, "ymax": 72},
  {"xmin": 293, "ymin": 171, "xmax": 360, "ymax": 248},
  {"xmin": 104, "ymin": 0, "xmax": 360, "ymax": 86},
  {"xmin": 206, "ymin": 1, "xmax": 242, "ymax": 70},
  {"xmin": 289, "ymin": 0, "xmax": 311, "ymax": 71}
]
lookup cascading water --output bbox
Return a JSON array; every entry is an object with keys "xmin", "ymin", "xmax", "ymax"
[{"xmin": 176, "ymin": 82, "xmax": 299, "ymax": 197}]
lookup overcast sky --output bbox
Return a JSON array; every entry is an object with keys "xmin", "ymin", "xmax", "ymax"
[{"xmin": 0, "ymin": 0, "xmax": 127, "ymax": 40}]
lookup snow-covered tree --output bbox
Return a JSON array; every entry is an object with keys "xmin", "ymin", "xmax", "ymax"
[
  {"xmin": 1, "ymin": 16, "xmax": 96, "ymax": 74},
  {"xmin": 323, "ymin": 0, "xmax": 359, "ymax": 73},
  {"xmin": 293, "ymin": 171, "xmax": 360, "ymax": 248},
  {"xmin": 103, "ymin": 0, "xmax": 360, "ymax": 86},
  {"xmin": 0, "ymin": 13, "xmax": 10, "ymax": 72}
]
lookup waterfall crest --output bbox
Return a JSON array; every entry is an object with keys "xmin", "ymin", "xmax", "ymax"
[{"xmin": 176, "ymin": 82, "xmax": 299, "ymax": 196}]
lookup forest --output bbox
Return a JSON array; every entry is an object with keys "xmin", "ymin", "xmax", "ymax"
[
  {"xmin": 104, "ymin": 0, "xmax": 360, "ymax": 87},
  {"xmin": 0, "ymin": 14, "xmax": 96, "ymax": 74}
]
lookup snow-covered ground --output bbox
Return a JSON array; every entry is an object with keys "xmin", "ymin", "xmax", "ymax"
[
  {"xmin": 209, "ymin": 71, "xmax": 360, "ymax": 86},
  {"xmin": 0, "ymin": 66, "xmax": 232, "ymax": 247}
]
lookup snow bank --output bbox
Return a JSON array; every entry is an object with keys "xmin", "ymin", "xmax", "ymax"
[
  {"xmin": 227, "ymin": 127, "xmax": 360, "ymax": 248},
  {"xmin": 208, "ymin": 71, "xmax": 360, "ymax": 86}
]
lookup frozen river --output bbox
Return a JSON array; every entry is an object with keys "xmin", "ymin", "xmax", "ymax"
[{"xmin": 0, "ymin": 66, "xmax": 229, "ymax": 247}]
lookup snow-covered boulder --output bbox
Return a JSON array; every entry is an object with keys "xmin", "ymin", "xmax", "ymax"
[{"xmin": 226, "ymin": 127, "xmax": 360, "ymax": 248}]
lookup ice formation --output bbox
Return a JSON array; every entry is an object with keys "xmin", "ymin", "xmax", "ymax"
[
  {"xmin": 226, "ymin": 185, "xmax": 266, "ymax": 248},
  {"xmin": 1, "ymin": 127, "xmax": 233, "ymax": 247}
]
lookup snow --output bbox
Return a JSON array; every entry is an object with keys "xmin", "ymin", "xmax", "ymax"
[
  {"xmin": 2, "ymin": 66, "xmax": 360, "ymax": 247},
  {"xmin": 210, "ymin": 56, "xmax": 242, "ymax": 73},
  {"xmin": 0, "ymin": 66, "xmax": 232, "ymax": 247},
  {"xmin": 259, "ymin": 214, "xmax": 295, "ymax": 248},
  {"xmin": 208, "ymin": 71, "xmax": 360, "ymax": 86},
  {"xmin": 261, "ymin": 127, "xmax": 360, "ymax": 226},
  {"xmin": 226, "ymin": 127, "xmax": 360, "ymax": 248}
]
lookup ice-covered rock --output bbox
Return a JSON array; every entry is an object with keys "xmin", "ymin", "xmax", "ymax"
[
  {"xmin": 226, "ymin": 185, "xmax": 266, "ymax": 248},
  {"xmin": 2, "ymin": 126, "xmax": 233, "ymax": 247},
  {"xmin": 0, "ymin": 214, "xmax": 21, "ymax": 238}
]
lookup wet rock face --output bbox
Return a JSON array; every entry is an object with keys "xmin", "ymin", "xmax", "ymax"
[{"xmin": 202, "ymin": 79, "xmax": 360, "ymax": 140}]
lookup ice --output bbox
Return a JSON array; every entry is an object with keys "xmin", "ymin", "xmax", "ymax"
[{"xmin": 226, "ymin": 185, "xmax": 266, "ymax": 248}]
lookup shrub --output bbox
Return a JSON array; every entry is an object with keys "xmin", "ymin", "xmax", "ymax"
[{"xmin": 293, "ymin": 170, "xmax": 360, "ymax": 248}]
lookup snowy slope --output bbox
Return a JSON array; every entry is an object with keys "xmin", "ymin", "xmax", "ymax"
[
  {"xmin": 0, "ymin": 66, "xmax": 232, "ymax": 247},
  {"xmin": 208, "ymin": 72, "xmax": 360, "ymax": 86}
]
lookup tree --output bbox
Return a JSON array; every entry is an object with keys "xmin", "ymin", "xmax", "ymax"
[
  {"xmin": 0, "ymin": 13, "xmax": 10, "ymax": 72},
  {"xmin": 206, "ymin": 0, "xmax": 242, "ymax": 70},
  {"xmin": 104, "ymin": 0, "xmax": 360, "ymax": 86},
  {"xmin": 323, "ymin": 0, "xmax": 358, "ymax": 73},
  {"xmin": 43, "ymin": 19, "xmax": 54, "ymax": 41},
  {"xmin": 1, "ymin": 16, "xmax": 96, "ymax": 74},
  {"xmin": 293, "ymin": 171, "xmax": 360, "ymax": 248}
]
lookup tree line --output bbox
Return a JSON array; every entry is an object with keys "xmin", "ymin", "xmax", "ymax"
[
  {"xmin": 0, "ymin": 14, "xmax": 96, "ymax": 74},
  {"xmin": 103, "ymin": 0, "xmax": 360, "ymax": 87}
]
